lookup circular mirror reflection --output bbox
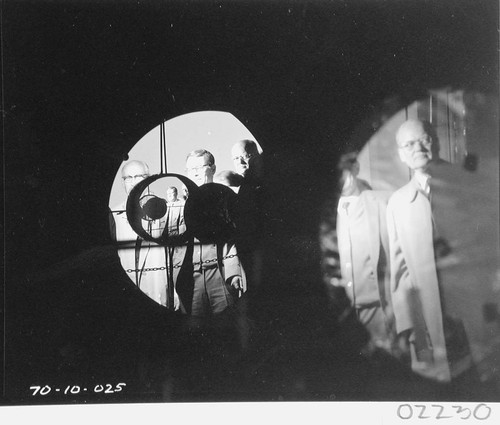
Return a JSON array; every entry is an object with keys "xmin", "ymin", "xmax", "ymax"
[
  {"xmin": 320, "ymin": 90, "xmax": 499, "ymax": 387},
  {"xmin": 108, "ymin": 111, "xmax": 263, "ymax": 319}
]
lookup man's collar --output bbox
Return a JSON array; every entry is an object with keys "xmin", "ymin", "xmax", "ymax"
[
  {"xmin": 414, "ymin": 171, "xmax": 431, "ymax": 192},
  {"xmin": 338, "ymin": 195, "xmax": 360, "ymax": 213}
]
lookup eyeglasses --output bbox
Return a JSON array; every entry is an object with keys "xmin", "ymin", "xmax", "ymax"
[
  {"xmin": 122, "ymin": 174, "xmax": 149, "ymax": 183},
  {"xmin": 232, "ymin": 153, "xmax": 255, "ymax": 162},
  {"xmin": 185, "ymin": 164, "xmax": 211, "ymax": 173},
  {"xmin": 398, "ymin": 136, "xmax": 433, "ymax": 150}
]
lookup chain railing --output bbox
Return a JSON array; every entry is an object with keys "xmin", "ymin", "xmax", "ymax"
[{"xmin": 126, "ymin": 253, "xmax": 238, "ymax": 273}]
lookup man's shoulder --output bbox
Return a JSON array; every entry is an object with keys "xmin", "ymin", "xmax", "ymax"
[
  {"xmin": 360, "ymin": 189, "xmax": 393, "ymax": 204},
  {"xmin": 110, "ymin": 201, "xmax": 126, "ymax": 214},
  {"xmin": 387, "ymin": 180, "xmax": 418, "ymax": 208}
]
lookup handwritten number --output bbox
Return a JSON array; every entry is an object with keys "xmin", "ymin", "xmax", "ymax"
[
  {"xmin": 416, "ymin": 405, "xmax": 430, "ymax": 419},
  {"xmin": 30, "ymin": 386, "xmax": 40, "ymax": 396},
  {"xmin": 396, "ymin": 403, "xmax": 491, "ymax": 420},
  {"xmin": 115, "ymin": 383, "xmax": 126, "ymax": 392},
  {"xmin": 473, "ymin": 404, "xmax": 491, "ymax": 420},
  {"xmin": 432, "ymin": 405, "xmax": 452, "ymax": 420},
  {"xmin": 31, "ymin": 383, "xmax": 127, "ymax": 396},
  {"xmin": 40, "ymin": 385, "xmax": 51, "ymax": 395},
  {"xmin": 397, "ymin": 404, "xmax": 413, "ymax": 419},
  {"xmin": 453, "ymin": 405, "xmax": 471, "ymax": 420}
]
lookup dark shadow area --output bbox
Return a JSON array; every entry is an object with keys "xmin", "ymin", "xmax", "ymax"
[{"xmin": 3, "ymin": 0, "xmax": 498, "ymax": 405}]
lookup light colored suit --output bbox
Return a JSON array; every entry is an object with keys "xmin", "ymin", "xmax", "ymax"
[
  {"xmin": 174, "ymin": 239, "xmax": 247, "ymax": 316},
  {"xmin": 386, "ymin": 176, "xmax": 451, "ymax": 382},
  {"xmin": 337, "ymin": 190, "xmax": 394, "ymax": 349},
  {"xmin": 111, "ymin": 201, "xmax": 170, "ymax": 306},
  {"xmin": 161, "ymin": 199, "xmax": 247, "ymax": 314}
]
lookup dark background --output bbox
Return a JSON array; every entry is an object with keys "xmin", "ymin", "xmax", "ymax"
[{"xmin": 3, "ymin": 0, "xmax": 498, "ymax": 405}]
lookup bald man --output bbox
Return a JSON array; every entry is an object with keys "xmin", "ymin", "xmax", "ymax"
[
  {"xmin": 386, "ymin": 120, "xmax": 472, "ymax": 383},
  {"xmin": 110, "ymin": 160, "xmax": 180, "ymax": 309},
  {"xmin": 231, "ymin": 139, "xmax": 262, "ymax": 180},
  {"xmin": 231, "ymin": 140, "xmax": 265, "ymax": 296}
]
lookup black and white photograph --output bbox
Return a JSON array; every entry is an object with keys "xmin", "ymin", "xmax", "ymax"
[{"xmin": 2, "ymin": 0, "xmax": 499, "ymax": 422}]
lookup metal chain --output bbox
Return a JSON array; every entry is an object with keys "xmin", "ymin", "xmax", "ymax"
[{"xmin": 126, "ymin": 253, "xmax": 238, "ymax": 273}]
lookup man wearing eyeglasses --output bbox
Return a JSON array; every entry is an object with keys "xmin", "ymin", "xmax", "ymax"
[
  {"xmin": 121, "ymin": 160, "xmax": 151, "ymax": 196},
  {"xmin": 177, "ymin": 149, "xmax": 246, "ymax": 318},
  {"xmin": 386, "ymin": 119, "xmax": 467, "ymax": 383},
  {"xmin": 231, "ymin": 139, "xmax": 262, "ymax": 180},
  {"xmin": 231, "ymin": 140, "xmax": 264, "ymax": 295},
  {"xmin": 185, "ymin": 150, "xmax": 217, "ymax": 186},
  {"xmin": 110, "ymin": 160, "xmax": 180, "ymax": 310}
]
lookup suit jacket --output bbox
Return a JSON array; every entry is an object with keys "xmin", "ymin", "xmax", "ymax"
[
  {"xmin": 386, "ymin": 176, "xmax": 451, "ymax": 382},
  {"xmin": 110, "ymin": 201, "xmax": 170, "ymax": 306},
  {"xmin": 337, "ymin": 190, "xmax": 392, "ymax": 312},
  {"xmin": 174, "ymin": 239, "xmax": 247, "ymax": 315}
]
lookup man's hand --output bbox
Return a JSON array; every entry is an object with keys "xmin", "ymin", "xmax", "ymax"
[
  {"xmin": 174, "ymin": 291, "xmax": 181, "ymax": 311},
  {"xmin": 229, "ymin": 276, "xmax": 243, "ymax": 297}
]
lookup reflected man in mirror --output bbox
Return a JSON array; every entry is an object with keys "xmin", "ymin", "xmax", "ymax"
[
  {"xmin": 335, "ymin": 153, "xmax": 396, "ymax": 353},
  {"xmin": 180, "ymin": 149, "xmax": 246, "ymax": 317},
  {"xmin": 386, "ymin": 119, "xmax": 473, "ymax": 383},
  {"xmin": 110, "ymin": 160, "xmax": 180, "ymax": 309},
  {"xmin": 165, "ymin": 186, "xmax": 186, "ymax": 236},
  {"xmin": 166, "ymin": 186, "xmax": 179, "ymax": 203}
]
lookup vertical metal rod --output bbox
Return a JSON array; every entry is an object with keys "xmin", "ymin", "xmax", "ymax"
[
  {"xmin": 429, "ymin": 93, "xmax": 433, "ymax": 123},
  {"xmin": 160, "ymin": 122, "xmax": 165, "ymax": 174},
  {"xmin": 162, "ymin": 121, "xmax": 168, "ymax": 174},
  {"xmin": 447, "ymin": 90, "xmax": 452, "ymax": 162}
]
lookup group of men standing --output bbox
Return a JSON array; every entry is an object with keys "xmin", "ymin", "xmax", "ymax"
[
  {"xmin": 333, "ymin": 119, "xmax": 477, "ymax": 384},
  {"xmin": 111, "ymin": 122, "xmax": 479, "ymax": 385},
  {"xmin": 110, "ymin": 140, "xmax": 261, "ymax": 320}
]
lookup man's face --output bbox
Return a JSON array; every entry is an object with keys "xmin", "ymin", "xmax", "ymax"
[
  {"xmin": 186, "ymin": 155, "xmax": 215, "ymax": 186},
  {"xmin": 397, "ymin": 122, "xmax": 435, "ymax": 172},
  {"xmin": 122, "ymin": 162, "xmax": 149, "ymax": 195},
  {"xmin": 232, "ymin": 143, "xmax": 256, "ymax": 177},
  {"xmin": 166, "ymin": 189, "xmax": 177, "ymax": 203}
]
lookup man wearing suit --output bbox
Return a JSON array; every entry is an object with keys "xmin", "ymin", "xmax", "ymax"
[
  {"xmin": 110, "ymin": 160, "xmax": 180, "ymax": 310},
  {"xmin": 230, "ymin": 140, "xmax": 265, "ymax": 295},
  {"xmin": 165, "ymin": 186, "xmax": 185, "ymax": 236},
  {"xmin": 386, "ymin": 119, "xmax": 473, "ymax": 383},
  {"xmin": 176, "ymin": 149, "xmax": 246, "ymax": 316},
  {"xmin": 336, "ymin": 153, "xmax": 395, "ymax": 352}
]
